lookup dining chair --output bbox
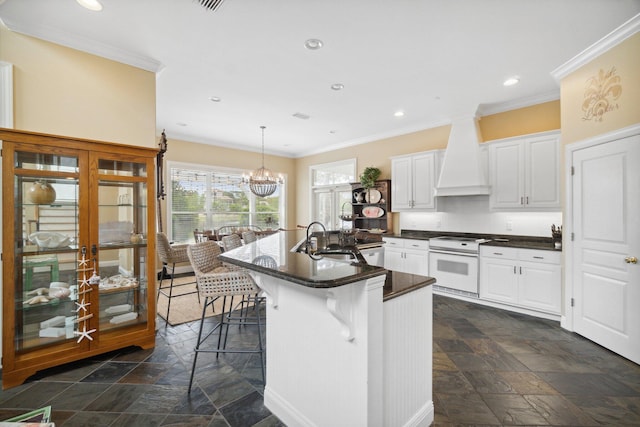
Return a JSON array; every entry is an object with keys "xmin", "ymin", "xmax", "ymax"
[
  {"xmin": 221, "ymin": 233, "xmax": 242, "ymax": 251},
  {"xmin": 156, "ymin": 232, "xmax": 199, "ymax": 326},
  {"xmin": 186, "ymin": 241, "xmax": 265, "ymax": 392},
  {"xmin": 241, "ymin": 230, "xmax": 257, "ymax": 244}
]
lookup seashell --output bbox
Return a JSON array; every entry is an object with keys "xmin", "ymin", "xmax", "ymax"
[{"xmin": 49, "ymin": 287, "xmax": 71, "ymax": 298}]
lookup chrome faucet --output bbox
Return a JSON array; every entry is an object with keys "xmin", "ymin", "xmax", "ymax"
[{"xmin": 306, "ymin": 221, "xmax": 327, "ymax": 252}]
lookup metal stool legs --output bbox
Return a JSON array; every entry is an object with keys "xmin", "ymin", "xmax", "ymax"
[{"xmin": 188, "ymin": 294, "xmax": 265, "ymax": 393}]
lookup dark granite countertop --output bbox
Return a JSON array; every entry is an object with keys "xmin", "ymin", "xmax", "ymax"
[
  {"xmin": 386, "ymin": 229, "xmax": 560, "ymax": 252},
  {"xmin": 382, "ymin": 270, "xmax": 435, "ymax": 301},
  {"xmin": 219, "ymin": 230, "xmax": 436, "ymax": 296},
  {"xmin": 219, "ymin": 230, "xmax": 386, "ymax": 288}
]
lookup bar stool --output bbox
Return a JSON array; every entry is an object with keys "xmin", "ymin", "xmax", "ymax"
[
  {"xmin": 186, "ymin": 241, "xmax": 265, "ymax": 393},
  {"xmin": 156, "ymin": 232, "xmax": 198, "ymax": 326}
]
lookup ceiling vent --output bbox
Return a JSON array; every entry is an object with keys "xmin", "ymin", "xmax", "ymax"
[
  {"xmin": 292, "ymin": 112, "xmax": 310, "ymax": 120},
  {"xmin": 197, "ymin": 0, "xmax": 226, "ymax": 12}
]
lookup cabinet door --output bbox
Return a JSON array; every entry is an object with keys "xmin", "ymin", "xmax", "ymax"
[
  {"xmin": 361, "ymin": 248, "xmax": 384, "ymax": 267},
  {"xmin": 391, "ymin": 157, "xmax": 412, "ymax": 210},
  {"xmin": 384, "ymin": 248, "xmax": 405, "ymax": 272},
  {"xmin": 92, "ymin": 153, "xmax": 154, "ymax": 345},
  {"xmin": 404, "ymin": 249, "xmax": 429, "ymax": 276},
  {"xmin": 480, "ymin": 258, "xmax": 518, "ymax": 304},
  {"xmin": 526, "ymin": 136, "xmax": 560, "ymax": 208},
  {"xmin": 412, "ymin": 153, "xmax": 436, "ymax": 210},
  {"xmin": 490, "ymin": 141, "xmax": 524, "ymax": 209},
  {"xmin": 518, "ymin": 261, "xmax": 561, "ymax": 314},
  {"xmin": 9, "ymin": 146, "xmax": 87, "ymax": 356}
]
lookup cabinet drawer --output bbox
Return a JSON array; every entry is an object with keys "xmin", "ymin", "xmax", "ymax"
[
  {"xmin": 480, "ymin": 246, "xmax": 518, "ymax": 259},
  {"xmin": 518, "ymin": 249, "xmax": 561, "ymax": 264},
  {"xmin": 383, "ymin": 237, "xmax": 405, "ymax": 248},
  {"xmin": 404, "ymin": 239, "xmax": 429, "ymax": 250}
]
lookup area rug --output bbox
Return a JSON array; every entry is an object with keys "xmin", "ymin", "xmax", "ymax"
[{"xmin": 156, "ymin": 275, "xmax": 254, "ymax": 326}]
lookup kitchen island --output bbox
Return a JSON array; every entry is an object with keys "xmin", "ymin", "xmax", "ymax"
[{"xmin": 220, "ymin": 230, "xmax": 435, "ymax": 427}]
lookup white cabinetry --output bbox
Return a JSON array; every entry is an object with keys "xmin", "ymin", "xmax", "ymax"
[
  {"xmin": 360, "ymin": 247, "xmax": 385, "ymax": 267},
  {"xmin": 480, "ymin": 246, "xmax": 561, "ymax": 314},
  {"xmin": 489, "ymin": 131, "xmax": 560, "ymax": 210},
  {"xmin": 383, "ymin": 237, "xmax": 429, "ymax": 275},
  {"xmin": 391, "ymin": 151, "xmax": 438, "ymax": 211}
]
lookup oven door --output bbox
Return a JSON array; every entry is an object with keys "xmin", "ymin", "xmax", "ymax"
[{"xmin": 429, "ymin": 249, "xmax": 479, "ymax": 294}]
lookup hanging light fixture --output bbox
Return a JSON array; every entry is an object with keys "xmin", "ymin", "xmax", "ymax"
[{"xmin": 243, "ymin": 126, "xmax": 283, "ymax": 198}]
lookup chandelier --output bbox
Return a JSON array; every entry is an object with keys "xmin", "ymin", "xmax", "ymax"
[{"xmin": 243, "ymin": 126, "xmax": 283, "ymax": 198}]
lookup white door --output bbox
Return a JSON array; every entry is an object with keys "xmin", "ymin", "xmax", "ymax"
[
  {"xmin": 490, "ymin": 141, "xmax": 525, "ymax": 208},
  {"xmin": 572, "ymin": 135, "xmax": 640, "ymax": 364}
]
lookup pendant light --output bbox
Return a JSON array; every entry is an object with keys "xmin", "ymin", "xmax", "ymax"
[{"xmin": 244, "ymin": 126, "xmax": 283, "ymax": 198}]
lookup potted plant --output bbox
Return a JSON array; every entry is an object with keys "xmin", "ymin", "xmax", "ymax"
[{"xmin": 360, "ymin": 166, "xmax": 381, "ymax": 200}]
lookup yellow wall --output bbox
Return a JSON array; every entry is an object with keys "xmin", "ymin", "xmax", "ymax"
[
  {"xmin": 0, "ymin": 26, "xmax": 156, "ymax": 147},
  {"xmin": 480, "ymin": 101, "xmax": 561, "ymax": 142},
  {"xmin": 166, "ymin": 138, "xmax": 297, "ymax": 229},
  {"xmin": 560, "ymin": 32, "xmax": 640, "ymax": 144}
]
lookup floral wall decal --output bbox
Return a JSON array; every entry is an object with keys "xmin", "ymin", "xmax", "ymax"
[{"xmin": 581, "ymin": 67, "xmax": 622, "ymax": 122}]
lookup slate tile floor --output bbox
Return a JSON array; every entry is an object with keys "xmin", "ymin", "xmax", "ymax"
[{"xmin": 1, "ymin": 295, "xmax": 639, "ymax": 426}]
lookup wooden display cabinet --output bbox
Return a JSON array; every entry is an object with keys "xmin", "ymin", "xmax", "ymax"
[
  {"xmin": 1, "ymin": 129, "xmax": 157, "ymax": 389},
  {"xmin": 349, "ymin": 179, "xmax": 393, "ymax": 232}
]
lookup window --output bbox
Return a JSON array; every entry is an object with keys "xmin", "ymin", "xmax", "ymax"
[
  {"xmin": 309, "ymin": 159, "xmax": 356, "ymax": 230},
  {"xmin": 167, "ymin": 162, "xmax": 285, "ymax": 243}
]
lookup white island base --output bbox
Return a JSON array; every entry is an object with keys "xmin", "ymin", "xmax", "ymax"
[{"xmin": 256, "ymin": 273, "xmax": 433, "ymax": 427}]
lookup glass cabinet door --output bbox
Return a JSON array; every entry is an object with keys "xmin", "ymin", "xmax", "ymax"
[
  {"xmin": 95, "ymin": 158, "xmax": 149, "ymax": 333},
  {"xmin": 13, "ymin": 150, "xmax": 81, "ymax": 352}
]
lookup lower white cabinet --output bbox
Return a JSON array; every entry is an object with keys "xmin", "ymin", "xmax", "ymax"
[
  {"xmin": 383, "ymin": 238, "xmax": 429, "ymax": 276},
  {"xmin": 480, "ymin": 246, "xmax": 561, "ymax": 314},
  {"xmin": 360, "ymin": 247, "xmax": 385, "ymax": 267}
]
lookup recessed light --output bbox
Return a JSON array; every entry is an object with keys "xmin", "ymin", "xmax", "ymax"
[
  {"xmin": 394, "ymin": 111, "xmax": 405, "ymax": 117},
  {"xmin": 304, "ymin": 39, "xmax": 324, "ymax": 50},
  {"xmin": 331, "ymin": 83, "xmax": 344, "ymax": 91},
  {"xmin": 76, "ymin": 0, "xmax": 103, "ymax": 11},
  {"xmin": 503, "ymin": 77, "xmax": 520, "ymax": 86},
  {"xmin": 209, "ymin": 96, "xmax": 221, "ymax": 102}
]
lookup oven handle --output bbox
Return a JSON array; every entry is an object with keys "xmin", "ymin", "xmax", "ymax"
[{"xmin": 429, "ymin": 248, "xmax": 479, "ymax": 257}]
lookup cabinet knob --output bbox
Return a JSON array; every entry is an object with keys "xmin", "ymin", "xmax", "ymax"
[{"xmin": 625, "ymin": 256, "xmax": 638, "ymax": 264}]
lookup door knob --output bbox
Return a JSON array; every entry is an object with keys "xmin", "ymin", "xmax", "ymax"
[{"xmin": 625, "ymin": 256, "xmax": 638, "ymax": 264}]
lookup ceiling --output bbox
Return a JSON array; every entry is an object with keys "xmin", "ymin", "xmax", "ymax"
[{"xmin": 1, "ymin": 0, "xmax": 639, "ymax": 157}]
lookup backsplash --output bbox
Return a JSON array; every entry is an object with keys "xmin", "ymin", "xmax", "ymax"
[{"xmin": 399, "ymin": 195, "xmax": 562, "ymax": 237}]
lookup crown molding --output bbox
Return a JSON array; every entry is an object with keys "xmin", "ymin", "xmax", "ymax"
[
  {"xmin": 2, "ymin": 17, "xmax": 164, "ymax": 73},
  {"xmin": 297, "ymin": 118, "xmax": 452, "ymax": 158},
  {"xmin": 477, "ymin": 91, "xmax": 560, "ymax": 116},
  {"xmin": 551, "ymin": 13, "xmax": 640, "ymax": 82}
]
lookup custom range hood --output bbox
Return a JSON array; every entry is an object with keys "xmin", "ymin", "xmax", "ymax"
[{"xmin": 435, "ymin": 114, "xmax": 490, "ymax": 196}]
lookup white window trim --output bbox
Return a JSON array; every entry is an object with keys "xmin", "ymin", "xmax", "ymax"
[
  {"xmin": 166, "ymin": 160, "xmax": 286, "ymax": 242},
  {"xmin": 308, "ymin": 158, "xmax": 356, "ymax": 224}
]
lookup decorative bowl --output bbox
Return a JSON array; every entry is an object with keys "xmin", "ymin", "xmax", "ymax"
[{"xmin": 29, "ymin": 232, "xmax": 71, "ymax": 248}]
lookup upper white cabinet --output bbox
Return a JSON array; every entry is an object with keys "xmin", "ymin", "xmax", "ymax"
[
  {"xmin": 391, "ymin": 151, "xmax": 439, "ymax": 211},
  {"xmin": 489, "ymin": 131, "xmax": 560, "ymax": 210}
]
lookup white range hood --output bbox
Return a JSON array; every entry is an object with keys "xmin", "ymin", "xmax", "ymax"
[{"xmin": 435, "ymin": 115, "xmax": 490, "ymax": 197}]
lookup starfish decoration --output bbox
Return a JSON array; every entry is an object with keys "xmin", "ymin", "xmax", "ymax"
[
  {"xmin": 78, "ymin": 275, "xmax": 91, "ymax": 291},
  {"xmin": 74, "ymin": 324, "xmax": 96, "ymax": 343},
  {"xmin": 75, "ymin": 297, "xmax": 90, "ymax": 313},
  {"xmin": 78, "ymin": 255, "xmax": 89, "ymax": 268}
]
